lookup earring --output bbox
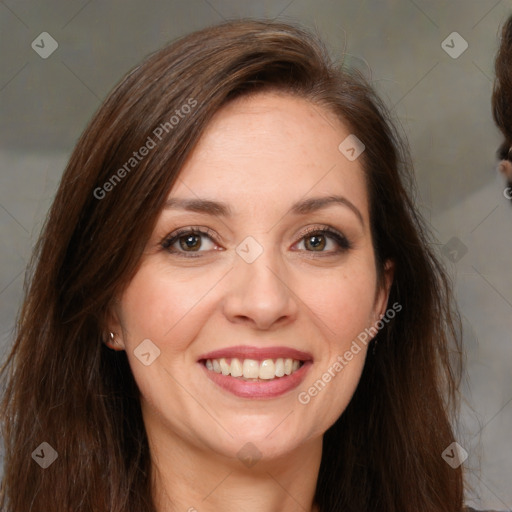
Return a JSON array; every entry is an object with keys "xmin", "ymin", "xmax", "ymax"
[{"xmin": 103, "ymin": 331, "xmax": 116, "ymax": 347}]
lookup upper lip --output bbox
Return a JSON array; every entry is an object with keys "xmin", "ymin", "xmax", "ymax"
[{"xmin": 198, "ymin": 345, "xmax": 313, "ymax": 362}]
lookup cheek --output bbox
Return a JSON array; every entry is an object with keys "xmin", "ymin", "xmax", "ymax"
[
  {"xmin": 289, "ymin": 259, "xmax": 377, "ymax": 429},
  {"xmin": 114, "ymin": 262, "xmax": 223, "ymax": 427},
  {"xmin": 117, "ymin": 261, "xmax": 221, "ymax": 349},
  {"xmin": 293, "ymin": 262, "xmax": 378, "ymax": 346}
]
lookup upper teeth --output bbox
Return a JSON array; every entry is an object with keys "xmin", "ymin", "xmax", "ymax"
[{"xmin": 205, "ymin": 358, "xmax": 301, "ymax": 380}]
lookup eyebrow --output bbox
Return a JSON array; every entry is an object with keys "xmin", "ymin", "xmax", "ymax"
[
  {"xmin": 290, "ymin": 195, "xmax": 364, "ymax": 226},
  {"xmin": 164, "ymin": 198, "xmax": 231, "ymax": 216},
  {"xmin": 164, "ymin": 194, "xmax": 364, "ymax": 226}
]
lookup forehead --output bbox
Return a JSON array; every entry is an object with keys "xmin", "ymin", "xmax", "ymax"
[{"xmin": 170, "ymin": 92, "xmax": 369, "ymax": 219}]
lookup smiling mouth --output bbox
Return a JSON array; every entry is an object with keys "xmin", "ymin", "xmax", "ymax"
[{"xmin": 201, "ymin": 357, "xmax": 305, "ymax": 381}]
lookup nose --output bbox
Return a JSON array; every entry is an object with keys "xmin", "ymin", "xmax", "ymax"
[{"xmin": 222, "ymin": 245, "xmax": 298, "ymax": 331}]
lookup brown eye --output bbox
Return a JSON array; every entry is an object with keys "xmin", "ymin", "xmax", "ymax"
[
  {"xmin": 294, "ymin": 227, "xmax": 351, "ymax": 254},
  {"xmin": 304, "ymin": 234, "xmax": 326, "ymax": 251},
  {"xmin": 179, "ymin": 234, "xmax": 202, "ymax": 251},
  {"xmin": 162, "ymin": 228, "xmax": 219, "ymax": 257}
]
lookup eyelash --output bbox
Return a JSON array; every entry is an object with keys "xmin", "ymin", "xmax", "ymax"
[
  {"xmin": 298, "ymin": 225, "xmax": 352, "ymax": 253},
  {"xmin": 161, "ymin": 225, "xmax": 352, "ymax": 258}
]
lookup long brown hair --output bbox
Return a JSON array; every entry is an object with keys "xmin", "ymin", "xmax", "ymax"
[
  {"xmin": 0, "ymin": 19, "xmax": 463, "ymax": 511},
  {"xmin": 493, "ymin": 15, "xmax": 512, "ymax": 145},
  {"xmin": 493, "ymin": 14, "xmax": 512, "ymax": 194}
]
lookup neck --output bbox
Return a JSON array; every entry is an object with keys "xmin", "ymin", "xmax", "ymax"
[{"xmin": 147, "ymin": 419, "xmax": 322, "ymax": 512}]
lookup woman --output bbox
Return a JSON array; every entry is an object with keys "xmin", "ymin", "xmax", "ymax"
[
  {"xmin": 493, "ymin": 14, "xmax": 512, "ymax": 200},
  {"xmin": 0, "ymin": 19, "xmax": 475, "ymax": 511}
]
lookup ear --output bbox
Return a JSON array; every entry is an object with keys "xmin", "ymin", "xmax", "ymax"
[
  {"xmin": 499, "ymin": 159, "xmax": 512, "ymax": 181},
  {"xmin": 372, "ymin": 259, "xmax": 395, "ymax": 323},
  {"xmin": 104, "ymin": 302, "xmax": 126, "ymax": 351}
]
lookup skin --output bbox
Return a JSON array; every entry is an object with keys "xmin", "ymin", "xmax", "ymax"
[
  {"xmin": 108, "ymin": 92, "xmax": 393, "ymax": 512},
  {"xmin": 499, "ymin": 159, "xmax": 512, "ymax": 195},
  {"xmin": 499, "ymin": 159, "xmax": 512, "ymax": 181}
]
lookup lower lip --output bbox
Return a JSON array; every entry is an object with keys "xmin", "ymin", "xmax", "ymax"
[{"xmin": 199, "ymin": 361, "xmax": 312, "ymax": 399}]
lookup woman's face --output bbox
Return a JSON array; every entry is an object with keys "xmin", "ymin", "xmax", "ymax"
[{"xmin": 110, "ymin": 92, "xmax": 393, "ymax": 461}]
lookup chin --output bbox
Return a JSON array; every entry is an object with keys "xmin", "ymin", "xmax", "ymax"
[{"xmin": 210, "ymin": 421, "xmax": 311, "ymax": 461}]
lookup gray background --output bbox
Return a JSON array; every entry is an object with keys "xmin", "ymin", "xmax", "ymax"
[{"xmin": 0, "ymin": 0, "xmax": 511, "ymax": 509}]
